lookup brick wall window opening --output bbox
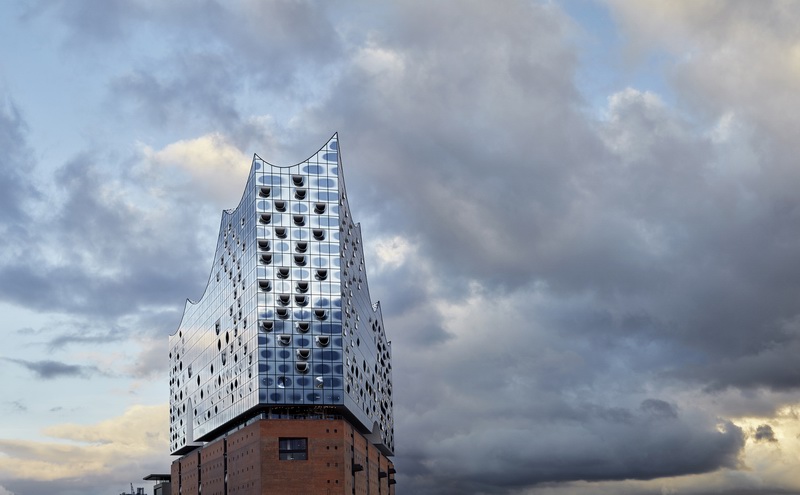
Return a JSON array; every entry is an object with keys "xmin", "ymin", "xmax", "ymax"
[{"xmin": 278, "ymin": 438, "xmax": 308, "ymax": 460}]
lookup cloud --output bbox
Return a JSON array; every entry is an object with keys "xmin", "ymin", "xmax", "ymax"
[
  {"xmin": 640, "ymin": 398, "xmax": 678, "ymax": 419},
  {"xmin": 71, "ymin": 0, "xmax": 345, "ymax": 131},
  {"xmin": 2, "ymin": 401, "xmax": 27, "ymax": 413},
  {"xmin": 275, "ymin": 2, "xmax": 800, "ymax": 491},
  {"xmin": 0, "ymin": 404, "xmax": 169, "ymax": 483},
  {"xmin": 754, "ymin": 424, "xmax": 777, "ymax": 443},
  {"xmin": 124, "ymin": 336, "xmax": 169, "ymax": 379},
  {"xmin": 604, "ymin": 0, "xmax": 800, "ymax": 148},
  {"xmin": 0, "ymin": 97, "xmax": 38, "ymax": 241},
  {"xmin": 0, "ymin": 141, "xmax": 219, "ymax": 325},
  {"xmin": 1, "ymin": 358, "xmax": 101, "ymax": 380},
  {"xmin": 142, "ymin": 133, "xmax": 250, "ymax": 205},
  {"xmin": 5, "ymin": 1, "xmax": 800, "ymax": 494}
]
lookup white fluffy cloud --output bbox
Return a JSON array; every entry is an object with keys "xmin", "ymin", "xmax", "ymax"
[{"xmin": 142, "ymin": 133, "xmax": 250, "ymax": 205}]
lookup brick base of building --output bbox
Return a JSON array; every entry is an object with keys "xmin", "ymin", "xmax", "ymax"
[{"xmin": 171, "ymin": 418, "xmax": 396, "ymax": 495}]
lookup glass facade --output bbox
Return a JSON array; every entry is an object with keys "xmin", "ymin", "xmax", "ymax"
[{"xmin": 169, "ymin": 135, "xmax": 394, "ymax": 455}]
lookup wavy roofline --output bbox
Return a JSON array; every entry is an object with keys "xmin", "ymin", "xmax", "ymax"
[
  {"xmin": 253, "ymin": 132, "xmax": 339, "ymax": 169},
  {"xmin": 170, "ymin": 132, "xmax": 341, "ymax": 337}
]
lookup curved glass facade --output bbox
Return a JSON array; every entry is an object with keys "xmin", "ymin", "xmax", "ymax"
[{"xmin": 169, "ymin": 135, "xmax": 394, "ymax": 455}]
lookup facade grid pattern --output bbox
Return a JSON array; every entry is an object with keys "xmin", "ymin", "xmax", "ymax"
[{"xmin": 169, "ymin": 135, "xmax": 394, "ymax": 456}]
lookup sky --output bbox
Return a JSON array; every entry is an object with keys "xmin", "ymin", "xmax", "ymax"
[{"xmin": 1, "ymin": 1, "xmax": 800, "ymax": 494}]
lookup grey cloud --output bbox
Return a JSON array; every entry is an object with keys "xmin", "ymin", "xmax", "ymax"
[
  {"xmin": 640, "ymin": 399, "xmax": 678, "ymax": 419},
  {"xmin": 397, "ymin": 406, "xmax": 743, "ymax": 494},
  {"xmin": 20, "ymin": 0, "xmax": 147, "ymax": 43},
  {"xmin": 5, "ymin": 0, "xmax": 800, "ymax": 493},
  {"xmin": 46, "ymin": 330, "xmax": 127, "ymax": 351},
  {"xmin": 607, "ymin": 1, "xmax": 800, "ymax": 148},
  {"xmin": 271, "ymin": 1, "xmax": 800, "ymax": 491},
  {"xmin": 105, "ymin": 1, "xmax": 341, "ymax": 133},
  {"xmin": 2, "ymin": 358, "xmax": 101, "ymax": 380},
  {"xmin": 3, "ymin": 401, "xmax": 28, "ymax": 413},
  {"xmin": 21, "ymin": 1, "xmax": 343, "ymax": 140},
  {"xmin": 367, "ymin": 260, "xmax": 453, "ymax": 347},
  {"xmin": 0, "ymin": 150, "xmax": 214, "ymax": 325},
  {"xmin": 671, "ymin": 340, "xmax": 800, "ymax": 393},
  {"xmin": 307, "ymin": 0, "xmax": 599, "ymax": 290},
  {"xmin": 753, "ymin": 423, "xmax": 777, "ymax": 443},
  {"xmin": 0, "ymin": 98, "xmax": 38, "ymax": 234},
  {"xmin": 111, "ymin": 54, "xmax": 243, "ymax": 130}
]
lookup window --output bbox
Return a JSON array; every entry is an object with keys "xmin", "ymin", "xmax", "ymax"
[{"xmin": 279, "ymin": 438, "xmax": 307, "ymax": 460}]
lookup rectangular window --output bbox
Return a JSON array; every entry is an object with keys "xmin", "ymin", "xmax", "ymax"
[{"xmin": 279, "ymin": 438, "xmax": 308, "ymax": 460}]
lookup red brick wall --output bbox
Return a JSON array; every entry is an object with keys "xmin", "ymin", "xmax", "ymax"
[
  {"xmin": 199, "ymin": 438, "xmax": 226, "ymax": 495},
  {"xmin": 170, "ymin": 418, "xmax": 395, "ymax": 495},
  {"xmin": 258, "ymin": 419, "xmax": 346, "ymax": 494},
  {"xmin": 170, "ymin": 459, "xmax": 180, "ymax": 495},
  {"xmin": 176, "ymin": 451, "xmax": 199, "ymax": 495},
  {"xmin": 227, "ymin": 425, "xmax": 261, "ymax": 494}
]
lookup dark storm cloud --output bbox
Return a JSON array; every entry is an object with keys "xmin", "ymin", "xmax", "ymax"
[
  {"xmin": 2, "ymin": 358, "xmax": 101, "ymax": 380},
  {"xmin": 671, "ymin": 340, "xmax": 800, "ymax": 393},
  {"xmin": 399, "ymin": 397, "xmax": 743, "ymax": 494},
  {"xmin": 276, "ymin": 1, "xmax": 800, "ymax": 491}
]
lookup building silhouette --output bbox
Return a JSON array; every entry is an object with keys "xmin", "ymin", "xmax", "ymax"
[{"xmin": 169, "ymin": 135, "xmax": 395, "ymax": 494}]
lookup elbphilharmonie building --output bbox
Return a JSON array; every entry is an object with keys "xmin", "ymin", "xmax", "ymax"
[{"xmin": 168, "ymin": 135, "xmax": 395, "ymax": 494}]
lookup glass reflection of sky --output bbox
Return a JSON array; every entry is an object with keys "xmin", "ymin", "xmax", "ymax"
[{"xmin": 169, "ymin": 135, "xmax": 394, "ymax": 456}]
